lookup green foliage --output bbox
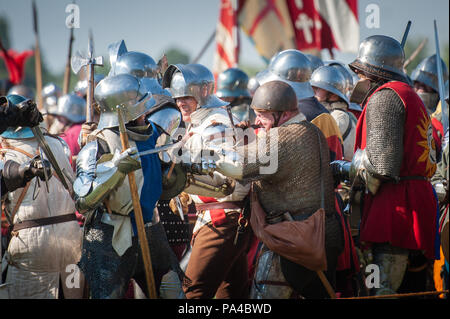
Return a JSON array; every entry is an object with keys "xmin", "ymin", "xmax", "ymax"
[
  {"xmin": 404, "ymin": 37, "xmax": 449, "ymax": 76},
  {"xmin": 162, "ymin": 47, "xmax": 190, "ymax": 65},
  {"xmin": 0, "ymin": 15, "xmax": 10, "ymax": 49},
  {"xmin": 238, "ymin": 64, "xmax": 264, "ymax": 78}
]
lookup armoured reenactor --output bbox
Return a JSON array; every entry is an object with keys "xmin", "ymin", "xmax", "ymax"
[
  {"xmin": 256, "ymin": 49, "xmax": 344, "ymax": 162},
  {"xmin": 326, "ymin": 61, "xmax": 363, "ymax": 119},
  {"xmin": 41, "ymin": 83, "xmax": 62, "ymax": 131},
  {"xmin": 412, "ymin": 54, "xmax": 448, "ymax": 116},
  {"xmin": 203, "ymin": 80, "xmax": 344, "ymax": 298},
  {"xmin": 0, "ymin": 94, "xmax": 84, "ymax": 299},
  {"xmin": 412, "ymin": 55, "xmax": 449, "ymax": 156},
  {"xmin": 107, "ymin": 40, "xmax": 170, "ymax": 97},
  {"xmin": 104, "ymin": 40, "xmax": 190, "ymax": 269},
  {"xmin": 332, "ymin": 35, "xmax": 438, "ymax": 296},
  {"xmin": 216, "ymin": 67, "xmax": 256, "ymax": 124},
  {"xmin": 74, "ymin": 73, "xmax": 183, "ymax": 299},
  {"xmin": 162, "ymin": 63, "xmax": 252, "ymax": 299},
  {"xmin": 310, "ymin": 65, "xmax": 357, "ymax": 162},
  {"xmin": 41, "ymin": 83, "xmax": 62, "ymax": 118},
  {"xmin": 47, "ymin": 93, "xmax": 86, "ymax": 167}
]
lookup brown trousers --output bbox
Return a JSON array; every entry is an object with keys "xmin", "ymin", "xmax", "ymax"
[{"xmin": 183, "ymin": 212, "xmax": 251, "ymax": 299}]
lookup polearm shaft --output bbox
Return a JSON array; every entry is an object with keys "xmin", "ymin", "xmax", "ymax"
[
  {"xmin": 86, "ymin": 30, "xmax": 95, "ymax": 123},
  {"xmin": 117, "ymin": 106, "xmax": 157, "ymax": 299},
  {"xmin": 434, "ymin": 20, "xmax": 448, "ymax": 133},
  {"xmin": 32, "ymin": 0, "xmax": 43, "ymax": 112},
  {"xmin": 63, "ymin": 27, "xmax": 74, "ymax": 95},
  {"xmin": 70, "ymin": 32, "xmax": 103, "ymax": 124},
  {"xmin": 403, "ymin": 38, "xmax": 428, "ymax": 69},
  {"xmin": 400, "ymin": 20, "xmax": 412, "ymax": 48}
]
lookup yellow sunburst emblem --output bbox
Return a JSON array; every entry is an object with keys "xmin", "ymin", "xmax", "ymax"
[{"xmin": 416, "ymin": 108, "xmax": 437, "ymax": 177}]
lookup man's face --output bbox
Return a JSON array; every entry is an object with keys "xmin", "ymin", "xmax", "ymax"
[
  {"xmin": 254, "ymin": 110, "xmax": 276, "ymax": 130},
  {"xmin": 313, "ymin": 87, "xmax": 341, "ymax": 103},
  {"xmin": 313, "ymin": 87, "xmax": 330, "ymax": 102},
  {"xmin": 176, "ymin": 96, "xmax": 198, "ymax": 122},
  {"xmin": 414, "ymin": 81, "xmax": 435, "ymax": 94}
]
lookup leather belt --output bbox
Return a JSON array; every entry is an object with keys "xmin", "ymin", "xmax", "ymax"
[
  {"xmin": 12, "ymin": 213, "xmax": 77, "ymax": 232},
  {"xmin": 396, "ymin": 176, "xmax": 430, "ymax": 182},
  {"xmin": 195, "ymin": 201, "xmax": 245, "ymax": 212}
]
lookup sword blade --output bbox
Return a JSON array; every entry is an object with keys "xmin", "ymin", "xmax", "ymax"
[
  {"xmin": 38, "ymin": 147, "xmax": 50, "ymax": 193},
  {"xmin": 133, "ymin": 140, "xmax": 184, "ymax": 157}
]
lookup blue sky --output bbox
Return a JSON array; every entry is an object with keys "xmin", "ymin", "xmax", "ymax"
[{"xmin": 0, "ymin": 0, "xmax": 448, "ymax": 74}]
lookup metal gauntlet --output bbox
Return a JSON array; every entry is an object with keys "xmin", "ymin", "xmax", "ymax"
[
  {"xmin": 331, "ymin": 149, "xmax": 383, "ymax": 195},
  {"xmin": 75, "ymin": 146, "xmax": 141, "ymax": 213}
]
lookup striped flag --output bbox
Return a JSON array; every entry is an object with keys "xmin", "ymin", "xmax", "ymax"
[
  {"xmin": 235, "ymin": 0, "xmax": 359, "ymax": 63},
  {"xmin": 212, "ymin": 0, "xmax": 240, "ymax": 78}
]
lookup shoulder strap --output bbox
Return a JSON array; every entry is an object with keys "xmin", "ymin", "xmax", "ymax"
[
  {"xmin": 342, "ymin": 113, "xmax": 354, "ymax": 141},
  {"xmin": 0, "ymin": 143, "xmax": 40, "ymax": 227}
]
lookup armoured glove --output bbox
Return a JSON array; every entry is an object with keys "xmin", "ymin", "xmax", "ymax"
[
  {"xmin": 1, "ymin": 156, "xmax": 52, "ymax": 193},
  {"xmin": 114, "ymin": 147, "xmax": 141, "ymax": 175},
  {"xmin": 182, "ymin": 159, "xmax": 216, "ymax": 176},
  {"xmin": 15, "ymin": 99, "xmax": 44, "ymax": 128},
  {"xmin": 330, "ymin": 160, "xmax": 351, "ymax": 183},
  {"xmin": 75, "ymin": 147, "xmax": 141, "ymax": 213}
]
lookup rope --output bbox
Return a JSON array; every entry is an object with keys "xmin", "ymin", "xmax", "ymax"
[{"xmin": 340, "ymin": 290, "xmax": 448, "ymax": 299}]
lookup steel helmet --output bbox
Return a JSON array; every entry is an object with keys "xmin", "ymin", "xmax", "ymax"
[
  {"xmin": 94, "ymin": 73, "xmax": 156, "ymax": 130},
  {"xmin": 256, "ymin": 49, "xmax": 315, "ymax": 101},
  {"xmin": 162, "ymin": 63, "xmax": 228, "ymax": 108},
  {"xmin": 216, "ymin": 68, "xmax": 251, "ymax": 99}
]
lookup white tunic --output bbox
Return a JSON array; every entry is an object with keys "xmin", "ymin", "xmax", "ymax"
[{"xmin": 0, "ymin": 135, "xmax": 83, "ymax": 299}]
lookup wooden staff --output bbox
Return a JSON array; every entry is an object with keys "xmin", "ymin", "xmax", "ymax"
[
  {"xmin": 63, "ymin": 26, "xmax": 74, "ymax": 95},
  {"xmin": 32, "ymin": 0, "xmax": 43, "ymax": 112},
  {"xmin": 117, "ymin": 106, "xmax": 157, "ymax": 299}
]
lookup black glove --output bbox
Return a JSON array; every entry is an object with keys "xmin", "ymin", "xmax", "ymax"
[
  {"xmin": 16, "ymin": 99, "xmax": 44, "ymax": 128},
  {"xmin": 0, "ymin": 96, "xmax": 20, "ymax": 134},
  {"xmin": 1, "ymin": 156, "xmax": 52, "ymax": 193},
  {"xmin": 330, "ymin": 160, "xmax": 351, "ymax": 184}
]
